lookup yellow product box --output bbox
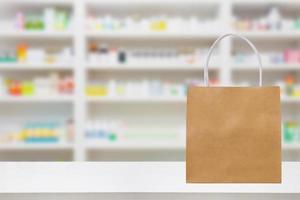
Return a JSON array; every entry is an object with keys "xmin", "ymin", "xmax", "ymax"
[
  {"xmin": 32, "ymin": 129, "xmax": 42, "ymax": 138},
  {"xmin": 96, "ymin": 24, "xmax": 102, "ymax": 30},
  {"xmin": 293, "ymin": 90, "xmax": 300, "ymax": 97},
  {"xmin": 115, "ymin": 85, "xmax": 126, "ymax": 96},
  {"xmin": 39, "ymin": 129, "xmax": 49, "ymax": 137},
  {"xmin": 150, "ymin": 20, "xmax": 167, "ymax": 31},
  {"xmin": 86, "ymin": 86, "xmax": 108, "ymax": 96},
  {"xmin": 20, "ymin": 130, "xmax": 28, "ymax": 140}
]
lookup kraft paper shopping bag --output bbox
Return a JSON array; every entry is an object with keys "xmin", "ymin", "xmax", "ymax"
[{"xmin": 186, "ymin": 34, "xmax": 281, "ymax": 183}]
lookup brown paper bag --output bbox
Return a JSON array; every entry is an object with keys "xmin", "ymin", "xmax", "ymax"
[{"xmin": 186, "ymin": 34, "xmax": 281, "ymax": 183}]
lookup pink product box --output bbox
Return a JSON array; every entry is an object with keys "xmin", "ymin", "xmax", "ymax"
[{"xmin": 284, "ymin": 49, "xmax": 300, "ymax": 63}]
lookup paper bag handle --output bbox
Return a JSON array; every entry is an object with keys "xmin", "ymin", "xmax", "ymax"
[{"xmin": 204, "ymin": 33, "xmax": 263, "ymax": 87}]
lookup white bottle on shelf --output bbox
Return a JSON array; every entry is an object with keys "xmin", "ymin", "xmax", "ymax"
[
  {"xmin": 268, "ymin": 7, "xmax": 281, "ymax": 31},
  {"xmin": 59, "ymin": 48, "xmax": 72, "ymax": 64},
  {"xmin": 27, "ymin": 48, "xmax": 45, "ymax": 63},
  {"xmin": 85, "ymin": 121, "xmax": 94, "ymax": 139},
  {"xmin": 44, "ymin": 7, "xmax": 55, "ymax": 31},
  {"xmin": 108, "ymin": 79, "xmax": 116, "ymax": 97},
  {"xmin": 15, "ymin": 11, "xmax": 25, "ymax": 30}
]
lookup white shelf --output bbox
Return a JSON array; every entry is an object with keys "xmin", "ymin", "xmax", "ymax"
[
  {"xmin": 281, "ymin": 96, "xmax": 300, "ymax": 104},
  {"xmin": 0, "ymin": 63, "xmax": 73, "ymax": 70},
  {"xmin": 0, "ymin": 162, "xmax": 298, "ymax": 193},
  {"xmin": 88, "ymin": 142, "xmax": 300, "ymax": 151},
  {"xmin": 85, "ymin": 31, "xmax": 219, "ymax": 40},
  {"xmin": 0, "ymin": 31, "xmax": 73, "ymax": 39},
  {"xmin": 0, "ymin": 96, "xmax": 74, "ymax": 103},
  {"xmin": 86, "ymin": 96, "xmax": 300, "ymax": 104},
  {"xmin": 283, "ymin": 144, "xmax": 300, "ymax": 151},
  {"xmin": 86, "ymin": 96, "xmax": 186, "ymax": 103},
  {"xmin": 234, "ymin": 31, "xmax": 300, "ymax": 39},
  {"xmin": 1, "ymin": 0, "xmax": 74, "ymax": 5},
  {"xmin": 232, "ymin": 0, "xmax": 300, "ymax": 5},
  {"xmin": 0, "ymin": 143, "xmax": 73, "ymax": 151},
  {"xmin": 232, "ymin": 64, "xmax": 300, "ymax": 71},
  {"xmin": 87, "ymin": 96, "xmax": 300, "ymax": 104},
  {"xmin": 86, "ymin": 63, "xmax": 218, "ymax": 71},
  {"xmin": 86, "ymin": 0, "xmax": 221, "ymax": 4},
  {"xmin": 86, "ymin": 141, "xmax": 184, "ymax": 150},
  {"xmin": 86, "ymin": 141, "xmax": 300, "ymax": 152}
]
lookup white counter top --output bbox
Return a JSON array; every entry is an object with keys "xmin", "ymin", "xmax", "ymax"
[{"xmin": 0, "ymin": 162, "xmax": 299, "ymax": 193}]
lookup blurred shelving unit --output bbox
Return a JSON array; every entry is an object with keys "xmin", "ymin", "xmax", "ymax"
[
  {"xmin": 83, "ymin": 0, "xmax": 223, "ymax": 161},
  {"xmin": 0, "ymin": 0, "xmax": 300, "ymax": 161},
  {"xmin": 0, "ymin": 0, "xmax": 76, "ymax": 161}
]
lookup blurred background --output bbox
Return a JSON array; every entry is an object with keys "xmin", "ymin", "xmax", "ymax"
[{"xmin": 0, "ymin": 0, "xmax": 299, "ymax": 161}]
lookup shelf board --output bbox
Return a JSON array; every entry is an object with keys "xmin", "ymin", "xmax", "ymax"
[
  {"xmin": 281, "ymin": 97, "xmax": 300, "ymax": 104},
  {"xmin": 234, "ymin": 31, "xmax": 300, "ymax": 39},
  {"xmin": 232, "ymin": 0, "xmax": 300, "ymax": 5},
  {"xmin": 0, "ymin": 63, "xmax": 73, "ymax": 70},
  {"xmin": 231, "ymin": 64, "xmax": 300, "ymax": 71},
  {"xmin": 0, "ymin": 96, "xmax": 74, "ymax": 103},
  {"xmin": 86, "ymin": 96, "xmax": 186, "ymax": 103},
  {"xmin": 0, "ymin": 162, "xmax": 298, "ymax": 193},
  {"xmin": 0, "ymin": 31, "xmax": 73, "ymax": 39},
  {"xmin": 0, "ymin": 143, "xmax": 73, "ymax": 151},
  {"xmin": 2, "ymin": 0, "xmax": 74, "ymax": 5},
  {"xmin": 283, "ymin": 144, "xmax": 300, "ymax": 151},
  {"xmin": 85, "ymin": 31, "xmax": 219, "ymax": 40},
  {"xmin": 86, "ymin": 142, "xmax": 300, "ymax": 151},
  {"xmin": 87, "ymin": 96, "xmax": 300, "ymax": 104},
  {"xmin": 86, "ymin": 0, "xmax": 221, "ymax": 5},
  {"xmin": 86, "ymin": 63, "xmax": 218, "ymax": 71},
  {"xmin": 86, "ymin": 141, "xmax": 184, "ymax": 150}
]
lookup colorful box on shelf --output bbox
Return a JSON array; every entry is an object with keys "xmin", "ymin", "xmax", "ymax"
[
  {"xmin": 233, "ymin": 6, "xmax": 300, "ymax": 31},
  {"xmin": 0, "ymin": 73, "xmax": 74, "ymax": 96},
  {"xmin": 236, "ymin": 74, "xmax": 300, "ymax": 99},
  {"xmin": 88, "ymin": 43, "xmax": 211, "ymax": 66},
  {"xmin": 0, "ymin": 43, "xmax": 72, "ymax": 65},
  {"xmin": 86, "ymin": 121, "xmax": 120, "ymax": 142},
  {"xmin": 85, "ymin": 79, "xmax": 217, "ymax": 98},
  {"xmin": 283, "ymin": 74, "xmax": 300, "ymax": 98},
  {"xmin": 14, "ymin": 7, "xmax": 71, "ymax": 31},
  {"xmin": 283, "ymin": 121, "xmax": 300, "ymax": 144},
  {"xmin": 86, "ymin": 14, "xmax": 219, "ymax": 32},
  {"xmin": 85, "ymin": 120, "xmax": 183, "ymax": 143},
  {"xmin": 234, "ymin": 49, "xmax": 300, "ymax": 65},
  {"xmin": 0, "ymin": 120, "xmax": 74, "ymax": 144}
]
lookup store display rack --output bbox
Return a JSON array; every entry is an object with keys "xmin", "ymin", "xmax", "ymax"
[{"xmin": 0, "ymin": 0, "xmax": 300, "ymax": 161}]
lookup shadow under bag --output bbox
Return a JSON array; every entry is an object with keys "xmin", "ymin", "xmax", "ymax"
[{"xmin": 186, "ymin": 34, "xmax": 281, "ymax": 183}]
